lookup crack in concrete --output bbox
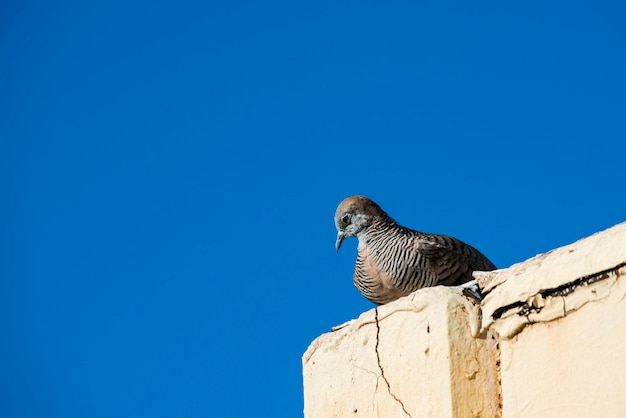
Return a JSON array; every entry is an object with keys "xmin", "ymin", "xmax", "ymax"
[
  {"xmin": 374, "ymin": 307, "xmax": 412, "ymax": 418},
  {"xmin": 350, "ymin": 359, "xmax": 379, "ymax": 379},
  {"xmin": 349, "ymin": 358, "xmax": 380, "ymax": 414},
  {"xmin": 491, "ymin": 262, "xmax": 626, "ymax": 320},
  {"xmin": 539, "ymin": 262, "xmax": 625, "ymax": 298}
]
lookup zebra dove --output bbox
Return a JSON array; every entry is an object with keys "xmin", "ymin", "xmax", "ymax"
[{"xmin": 335, "ymin": 195, "xmax": 496, "ymax": 305}]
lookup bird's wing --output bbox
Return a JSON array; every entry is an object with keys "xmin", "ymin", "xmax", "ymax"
[{"xmin": 418, "ymin": 234, "xmax": 496, "ymax": 286}]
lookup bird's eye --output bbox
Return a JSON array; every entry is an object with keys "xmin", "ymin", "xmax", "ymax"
[{"xmin": 341, "ymin": 213, "xmax": 352, "ymax": 224}]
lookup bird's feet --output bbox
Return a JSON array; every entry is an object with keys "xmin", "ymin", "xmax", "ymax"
[{"xmin": 458, "ymin": 280, "xmax": 483, "ymax": 303}]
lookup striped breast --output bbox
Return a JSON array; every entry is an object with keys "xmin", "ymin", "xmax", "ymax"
[
  {"xmin": 353, "ymin": 225, "xmax": 437, "ymax": 305},
  {"xmin": 353, "ymin": 222, "xmax": 495, "ymax": 305}
]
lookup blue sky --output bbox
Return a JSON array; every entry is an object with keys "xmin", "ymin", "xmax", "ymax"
[{"xmin": 2, "ymin": 1, "xmax": 625, "ymax": 417}]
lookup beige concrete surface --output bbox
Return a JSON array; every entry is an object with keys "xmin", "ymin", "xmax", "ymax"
[
  {"xmin": 303, "ymin": 288, "xmax": 499, "ymax": 418},
  {"xmin": 500, "ymin": 266, "xmax": 626, "ymax": 418},
  {"xmin": 476, "ymin": 221, "xmax": 626, "ymax": 337},
  {"xmin": 303, "ymin": 221, "xmax": 626, "ymax": 418}
]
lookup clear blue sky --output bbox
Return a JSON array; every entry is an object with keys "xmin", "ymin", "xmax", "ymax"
[{"xmin": 2, "ymin": 1, "xmax": 625, "ymax": 416}]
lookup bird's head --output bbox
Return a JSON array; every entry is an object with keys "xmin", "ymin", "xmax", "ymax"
[{"xmin": 334, "ymin": 195, "xmax": 385, "ymax": 251}]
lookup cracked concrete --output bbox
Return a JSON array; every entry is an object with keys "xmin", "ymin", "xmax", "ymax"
[
  {"xmin": 303, "ymin": 287, "xmax": 494, "ymax": 417},
  {"xmin": 498, "ymin": 266, "xmax": 626, "ymax": 417},
  {"xmin": 484, "ymin": 262, "xmax": 626, "ymax": 339},
  {"xmin": 303, "ymin": 222, "xmax": 626, "ymax": 418},
  {"xmin": 477, "ymin": 222, "xmax": 626, "ymax": 335},
  {"xmin": 374, "ymin": 308, "xmax": 411, "ymax": 418}
]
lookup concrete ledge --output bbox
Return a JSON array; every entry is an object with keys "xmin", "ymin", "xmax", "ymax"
[
  {"xmin": 304, "ymin": 222, "xmax": 626, "ymax": 418},
  {"xmin": 476, "ymin": 221, "xmax": 626, "ymax": 338},
  {"xmin": 303, "ymin": 288, "xmax": 500, "ymax": 418},
  {"xmin": 498, "ymin": 268, "xmax": 626, "ymax": 417}
]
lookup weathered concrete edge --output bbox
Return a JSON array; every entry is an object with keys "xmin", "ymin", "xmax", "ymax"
[
  {"xmin": 302, "ymin": 287, "xmax": 480, "ymax": 367},
  {"xmin": 475, "ymin": 222, "xmax": 626, "ymax": 294},
  {"xmin": 476, "ymin": 221, "xmax": 626, "ymax": 338},
  {"xmin": 484, "ymin": 265, "xmax": 626, "ymax": 338}
]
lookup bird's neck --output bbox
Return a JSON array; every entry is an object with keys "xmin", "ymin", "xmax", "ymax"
[{"xmin": 359, "ymin": 215, "xmax": 403, "ymax": 244}]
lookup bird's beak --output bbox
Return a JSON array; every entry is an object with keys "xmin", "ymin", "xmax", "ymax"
[{"xmin": 335, "ymin": 230, "xmax": 345, "ymax": 252}]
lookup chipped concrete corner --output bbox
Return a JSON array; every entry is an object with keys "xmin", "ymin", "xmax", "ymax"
[{"xmin": 303, "ymin": 222, "xmax": 626, "ymax": 418}]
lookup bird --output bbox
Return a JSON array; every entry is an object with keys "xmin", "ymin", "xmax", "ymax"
[{"xmin": 334, "ymin": 195, "xmax": 496, "ymax": 305}]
